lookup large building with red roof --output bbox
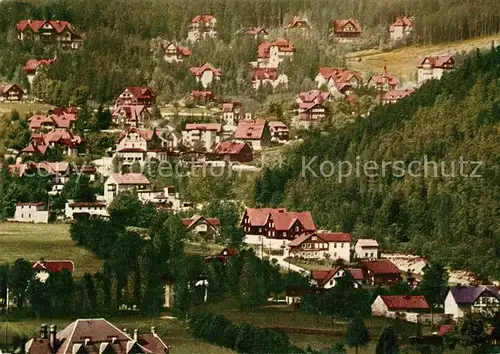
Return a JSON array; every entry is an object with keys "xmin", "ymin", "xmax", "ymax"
[
  {"xmin": 331, "ymin": 19, "xmax": 362, "ymax": 42},
  {"xmin": 417, "ymin": 55, "xmax": 455, "ymax": 83},
  {"xmin": 188, "ymin": 14, "xmax": 217, "ymax": 42},
  {"xmin": 28, "ymin": 111, "xmax": 77, "ymax": 132},
  {"xmin": 214, "ymin": 141, "xmax": 253, "ymax": 163},
  {"xmin": 314, "ymin": 67, "xmax": 362, "ymax": 96},
  {"xmin": 359, "ymin": 259, "xmax": 401, "ymax": 286},
  {"xmin": 189, "ymin": 63, "xmax": 221, "ymax": 88},
  {"xmin": 115, "ymin": 86, "xmax": 155, "ymax": 108},
  {"xmin": 111, "ymin": 105, "xmax": 152, "ymax": 128},
  {"xmin": 251, "ymin": 67, "xmax": 289, "ymax": 90},
  {"xmin": 256, "ymin": 38, "xmax": 295, "ymax": 69},
  {"xmin": 234, "ymin": 119, "xmax": 270, "ymax": 151},
  {"xmin": 241, "ymin": 207, "xmax": 317, "ymax": 250},
  {"xmin": 390, "ymin": 16, "xmax": 414, "ymax": 41},
  {"xmin": 367, "ymin": 67, "xmax": 399, "ymax": 91},
  {"xmin": 286, "ymin": 231, "xmax": 352, "ymax": 262},
  {"xmin": 372, "ymin": 295, "xmax": 429, "ymax": 322},
  {"xmin": 16, "ymin": 20, "xmax": 83, "ymax": 48}
]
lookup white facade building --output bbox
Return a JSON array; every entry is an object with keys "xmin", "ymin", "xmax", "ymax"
[
  {"xmin": 14, "ymin": 203, "xmax": 50, "ymax": 223},
  {"xmin": 355, "ymin": 239, "xmax": 379, "ymax": 259}
]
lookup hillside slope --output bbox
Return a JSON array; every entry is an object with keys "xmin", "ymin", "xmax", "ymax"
[{"xmin": 255, "ymin": 48, "xmax": 500, "ymax": 279}]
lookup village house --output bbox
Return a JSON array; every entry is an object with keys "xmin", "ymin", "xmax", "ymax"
[
  {"xmin": 255, "ymin": 38, "xmax": 295, "ymax": 69},
  {"xmin": 21, "ymin": 130, "xmax": 84, "ymax": 157},
  {"xmin": 247, "ymin": 27, "xmax": 268, "ymax": 39},
  {"xmin": 251, "ymin": 68, "xmax": 289, "ymax": 90},
  {"xmin": 297, "ymin": 90, "xmax": 331, "ymax": 105},
  {"xmin": 297, "ymin": 101, "xmax": 327, "ymax": 128},
  {"xmin": 390, "ymin": 17, "xmax": 414, "ymax": 41},
  {"xmin": 31, "ymin": 260, "xmax": 74, "ymax": 283},
  {"xmin": 444, "ymin": 285, "xmax": 500, "ymax": 320},
  {"xmin": 310, "ymin": 267, "xmax": 363, "ymax": 290},
  {"xmin": 182, "ymin": 123, "xmax": 222, "ymax": 151},
  {"xmin": 111, "ymin": 105, "xmax": 152, "ymax": 128},
  {"xmin": 191, "ymin": 90, "xmax": 216, "ymax": 102},
  {"xmin": 0, "ymin": 83, "xmax": 24, "ymax": 102},
  {"xmin": 115, "ymin": 86, "xmax": 156, "ymax": 108},
  {"xmin": 64, "ymin": 201, "xmax": 109, "ymax": 220},
  {"xmin": 380, "ymin": 88, "xmax": 415, "ymax": 104},
  {"xmin": 14, "ymin": 202, "xmax": 50, "ymax": 223},
  {"xmin": 188, "ymin": 14, "xmax": 217, "ymax": 42},
  {"xmin": 214, "ymin": 140, "xmax": 253, "ymax": 163},
  {"xmin": 25, "ymin": 320, "xmax": 169, "ymax": 354},
  {"xmin": 104, "ymin": 173, "xmax": 151, "ymax": 203},
  {"xmin": 241, "ymin": 207, "xmax": 316, "ymax": 250},
  {"xmin": 189, "ymin": 63, "xmax": 221, "ymax": 88},
  {"xmin": 286, "ymin": 16, "xmax": 311, "ymax": 31},
  {"xmin": 16, "ymin": 20, "xmax": 83, "ymax": 48},
  {"xmin": 286, "ymin": 232, "xmax": 352, "ymax": 262},
  {"xmin": 268, "ymin": 121, "xmax": 289, "ymax": 141},
  {"xmin": 28, "ymin": 111, "xmax": 77, "ymax": 132},
  {"xmin": 24, "ymin": 58, "xmax": 57, "ymax": 85},
  {"xmin": 183, "ymin": 215, "xmax": 220, "ymax": 240},
  {"xmin": 368, "ymin": 67, "xmax": 399, "ymax": 91},
  {"xmin": 331, "ymin": 19, "xmax": 362, "ymax": 43},
  {"xmin": 160, "ymin": 42, "xmax": 191, "ymax": 63},
  {"xmin": 417, "ymin": 55, "xmax": 455, "ymax": 83},
  {"xmin": 115, "ymin": 128, "xmax": 170, "ymax": 165},
  {"xmin": 372, "ymin": 295, "xmax": 430, "ymax": 323},
  {"xmin": 359, "ymin": 259, "xmax": 401, "ymax": 286},
  {"xmin": 9, "ymin": 161, "xmax": 71, "ymax": 195},
  {"xmin": 234, "ymin": 119, "xmax": 271, "ymax": 151},
  {"xmin": 355, "ymin": 238, "xmax": 379, "ymax": 259},
  {"xmin": 314, "ymin": 67, "xmax": 362, "ymax": 96},
  {"xmin": 221, "ymin": 101, "xmax": 243, "ymax": 128}
]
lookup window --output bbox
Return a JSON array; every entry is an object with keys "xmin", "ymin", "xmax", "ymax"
[
  {"xmin": 334, "ymin": 252, "xmax": 337, "ymax": 257},
  {"xmin": 341, "ymin": 243, "xmax": 344, "ymax": 248},
  {"xmin": 334, "ymin": 243, "xmax": 337, "ymax": 248},
  {"xmin": 301, "ymin": 244, "xmax": 305, "ymax": 248}
]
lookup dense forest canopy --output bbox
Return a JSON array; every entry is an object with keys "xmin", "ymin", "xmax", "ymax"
[
  {"xmin": 1, "ymin": 0, "xmax": 500, "ymax": 104},
  {"xmin": 256, "ymin": 47, "xmax": 500, "ymax": 280}
]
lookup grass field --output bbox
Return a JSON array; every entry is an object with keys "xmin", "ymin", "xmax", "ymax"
[
  {"xmin": 0, "ymin": 222, "xmax": 103, "ymax": 277},
  {"xmin": 0, "ymin": 316, "xmax": 234, "ymax": 354},
  {"xmin": 347, "ymin": 34, "xmax": 500, "ymax": 83},
  {"xmin": 0, "ymin": 102, "xmax": 54, "ymax": 116}
]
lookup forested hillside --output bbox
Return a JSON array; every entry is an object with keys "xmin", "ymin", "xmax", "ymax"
[
  {"xmin": 255, "ymin": 47, "xmax": 500, "ymax": 279},
  {"xmin": 1, "ymin": 0, "xmax": 500, "ymax": 104}
]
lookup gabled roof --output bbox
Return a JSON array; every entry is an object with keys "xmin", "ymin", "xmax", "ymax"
[
  {"xmin": 417, "ymin": 55, "xmax": 455, "ymax": 69},
  {"xmin": 118, "ymin": 127, "xmax": 158, "ymax": 142},
  {"xmin": 247, "ymin": 27, "xmax": 268, "ymax": 35},
  {"xmin": 119, "ymin": 86, "xmax": 155, "ymax": 100},
  {"xmin": 257, "ymin": 38, "xmax": 295, "ymax": 58},
  {"xmin": 379, "ymin": 295, "xmax": 429, "ymax": 310},
  {"xmin": 332, "ymin": 19, "xmax": 362, "ymax": 33},
  {"xmin": 191, "ymin": 90, "xmax": 216, "ymax": 100},
  {"xmin": 347, "ymin": 268, "xmax": 364, "ymax": 280},
  {"xmin": 215, "ymin": 141, "xmax": 250, "ymax": 155},
  {"xmin": 24, "ymin": 58, "xmax": 57, "ymax": 73},
  {"xmin": 360, "ymin": 259, "xmax": 400, "ymax": 274},
  {"xmin": 189, "ymin": 63, "xmax": 221, "ymax": 77},
  {"xmin": 191, "ymin": 14, "xmax": 215, "ymax": 23},
  {"xmin": 182, "ymin": 214, "xmax": 220, "ymax": 230},
  {"xmin": 298, "ymin": 90, "xmax": 330, "ymax": 104},
  {"xmin": 369, "ymin": 67, "xmax": 399, "ymax": 86},
  {"xmin": 28, "ymin": 112, "xmax": 77, "ymax": 130},
  {"xmin": 31, "ymin": 260, "xmax": 74, "ymax": 273},
  {"xmin": 252, "ymin": 67, "xmax": 279, "ymax": 80},
  {"xmin": 311, "ymin": 267, "xmax": 342, "ymax": 286},
  {"xmin": 234, "ymin": 119, "xmax": 267, "ymax": 140},
  {"xmin": 381, "ymin": 89, "xmax": 415, "ymax": 101},
  {"xmin": 242, "ymin": 207, "xmax": 316, "ymax": 231},
  {"xmin": 286, "ymin": 16, "xmax": 310, "ymax": 29},
  {"xmin": 184, "ymin": 123, "xmax": 222, "ymax": 132},
  {"xmin": 16, "ymin": 20, "xmax": 75, "ymax": 34},
  {"xmin": 390, "ymin": 17, "xmax": 414, "ymax": 31},
  {"xmin": 112, "ymin": 105, "xmax": 150, "ymax": 122},
  {"xmin": 161, "ymin": 43, "xmax": 191, "ymax": 57},
  {"xmin": 268, "ymin": 121, "xmax": 288, "ymax": 129},
  {"xmin": 356, "ymin": 239, "xmax": 379, "ymax": 247},
  {"xmin": 110, "ymin": 173, "xmax": 150, "ymax": 185},
  {"xmin": 318, "ymin": 232, "xmax": 352, "ymax": 242},
  {"xmin": 449, "ymin": 285, "xmax": 500, "ymax": 305},
  {"xmin": 0, "ymin": 83, "xmax": 24, "ymax": 94}
]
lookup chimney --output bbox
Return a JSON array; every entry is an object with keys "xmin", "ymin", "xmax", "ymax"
[
  {"xmin": 150, "ymin": 326, "xmax": 156, "ymax": 336},
  {"xmin": 40, "ymin": 324, "xmax": 48, "ymax": 339},
  {"xmin": 133, "ymin": 329, "xmax": 138, "ymax": 342},
  {"xmin": 49, "ymin": 325, "xmax": 57, "ymax": 350}
]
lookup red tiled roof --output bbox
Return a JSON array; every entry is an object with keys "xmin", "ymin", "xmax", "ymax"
[
  {"xmin": 184, "ymin": 123, "xmax": 222, "ymax": 132},
  {"xmin": 118, "ymin": 127, "xmax": 158, "ymax": 142},
  {"xmin": 360, "ymin": 259, "xmax": 400, "ymax": 275},
  {"xmin": 243, "ymin": 207, "xmax": 274, "ymax": 226},
  {"xmin": 191, "ymin": 90, "xmax": 216, "ymax": 100},
  {"xmin": 381, "ymin": 89, "xmax": 415, "ymax": 101},
  {"xmin": 112, "ymin": 105, "xmax": 150, "ymax": 122},
  {"xmin": 311, "ymin": 267, "xmax": 342, "ymax": 286},
  {"xmin": 380, "ymin": 295, "xmax": 429, "ymax": 310},
  {"xmin": 390, "ymin": 17, "xmax": 414, "ymax": 31},
  {"xmin": 24, "ymin": 58, "xmax": 57, "ymax": 73},
  {"xmin": 110, "ymin": 173, "xmax": 150, "ymax": 185},
  {"xmin": 417, "ymin": 55, "xmax": 455, "ymax": 69},
  {"xmin": 437, "ymin": 325, "xmax": 454, "ymax": 336},
  {"xmin": 318, "ymin": 232, "xmax": 352, "ymax": 242},
  {"xmin": 298, "ymin": 90, "xmax": 330, "ymax": 104},
  {"xmin": 120, "ymin": 86, "xmax": 155, "ymax": 100},
  {"xmin": 189, "ymin": 62, "xmax": 221, "ymax": 77},
  {"xmin": 215, "ymin": 141, "xmax": 249, "ymax": 155},
  {"xmin": 286, "ymin": 16, "xmax": 310, "ymax": 29},
  {"xmin": 28, "ymin": 112, "xmax": 77, "ymax": 130},
  {"xmin": 0, "ymin": 83, "xmax": 24, "ymax": 94},
  {"xmin": 247, "ymin": 27, "xmax": 267, "ymax": 35},
  {"xmin": 369, "ymin": 67, "xmax": 399, "ymax": 86},
  {"xmin": 252, "ymin": 67, "xmax": 279, "ymax": 81},
  {"xmin": 332, "ymin": 19, "xmax": 362, "ymax": 33},
  {"xmin": 137, "ymin": 333, "xmax": 169, "ymax": 353},
  {"xmin": 347, "ymin": 268, "xmax": 364, "ymax": 280},
  {"xmin": 221, "ymin": 102, "xmax": 241, "ymax": 112},
  {"xmin": 234, "ymin": 119, "xmax": 267, "ymax": 140},
  {"xmin": 257, "ymin": 38, "xmax": 295, "ymax": 58},
  {"xmin": 183, "ymin": 215, "xmax": 220, "ymax": 230},
  {"xmin": 161, "ymin": 43, "xmax": 191, "ymax": 57},
  {"xmin": 191, "ymin": 14, "xmax": 215, "ymax": 23},
  {"xmin": 271, "ymin": 210, "xmax": 316, "ymax": 231},
  {"xmin": 31, "ymin": 260, "xmax": 74, "ymax": 273},
  {"xmin": 16, "ymin": 20, "xmax": 75, "ymax": 34}
]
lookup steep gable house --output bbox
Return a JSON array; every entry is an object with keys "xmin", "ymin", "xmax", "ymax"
[
  {"xmin": 390, "ymin": 17, "xmax": 414, "ymax": 41},
  {"xmin": 417, "ymin": 55, "xmax": 455, "ymax": 83},
  {"xmin": 331, "ymin": 19, "xmax": 362, "ymax": 42},
  {"xmin": 115, "ymin": 86, "xmax": 155, "ymax": 108},
  {"xmin": 161, "ymin": 42, "xmax": 191, "ymax": 63},
  {"xmin": 112, "ymin": 105, "xmax": 152, "ymax": 128},
  {"xmin": 16, "ymin": 20, "xmax": 83, "ymax": 48},
  {"xmin": 286, "ymin": 16, "xmax": 310, "ymax": 31},
  {"xmin": 25, "ymin": 320, "xmax": 169, "ymax": 354},
  {"xmin": 189, "ymin": 63, "xmax": 221, "ymax": 88},
  {"xmin": 0, "ymin": 83, "xmax": 24, "ymax": 102},
  {"xmin": 360, "ymin": 259, "xmax": 401, "ymax": 286},
  {"xmin": 234, "ymin": 119, "xmax": 270, "ymax": 151},
  {"xmin": 314, "ymin": 67, "xmax": 362, "ymax": 96},
  {"xmin": 28, "ymin": 111, "xmax": 77, "ymax": 132},
  {"xmin": 445, "ymin": 285, "xmax": 500, "ymax": 320},
  {"xmin": 22, "ymin": 130, "xmax": 83, "ymax": 157},
  {"xmin": 183, "ymin": 215, "xmax": 220, "ymax": 240},
  {"xmin": 368, "ymin": 67, "xmax": 399, "ymax": 91},
  {"xmin": 256, "ymin": 38, "xmax": 295, "ymax": 69},
  {"xmin": 188, "ymin": 14, "xmax": 217, "ymax": 42},
  {"xmin": 24, "ymin": 58, "xmax": 57, "ymax": 84},
  {"xmin": 287, "ymin": 232, "xmax": 352, "ymax": 262}
]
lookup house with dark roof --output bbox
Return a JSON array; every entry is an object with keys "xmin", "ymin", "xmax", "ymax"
[
  {"xmin": 372, "ymin": 295, "xmax": 430, "ymax": 322},
  {"xmin": 286, "ymin": 231, "xmax": 352, "ymax": 262},
  {"xmin": 161, "ymin": 42, "xmax": 191, "ymax": 63},
  {"xmin": 445, "ymin": 285, "xmax": 500, "ymax": 320},
  {"xmin": 367, "ymin": 67, "xmax": 399, "ymax": 91},
  {"xmin": 16, "ymin": 20, "xmax": 83, "ymax": 48},
  {"xmin": 31, "ymin": 260, "xmax": 74, "ymax": 282},
  {"xmin": 417, "ymin": 55, "xmax": 455, "ymax": 83},
  {"xmin": 331, "ymin": 19, "xmax": 362, "ymax": 42},
  {"xmin": 24, "ymin": 320, "xmax": 168, "ymax": 353},
  {"xmin": 0, "ymin": 83, "xmax": 24, "ymax": 102},
  {"xmin": 390, "ymin": 17, "xmax": 414, "ymax": 41},
  {"xmin": 234, "ymin": 119, "xmax": 271, "ymax": 151},
  {"xmin": 115, "ymin": 86, "xmax": 155, "ymax": 108},
  {"xmin": 188, "ymin": 14, "xmax": 217, "ymax": 42},
  {"xmin": 183, "ymin": 215, "xmax": 220, "ymax": 240},
  {"xmin": 214, "ymin": 141, "xmax": 253, "ymax": 163},
  {"xmin": 359, "ymin": 259, "xmax": 401, "ymax": 285}
]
